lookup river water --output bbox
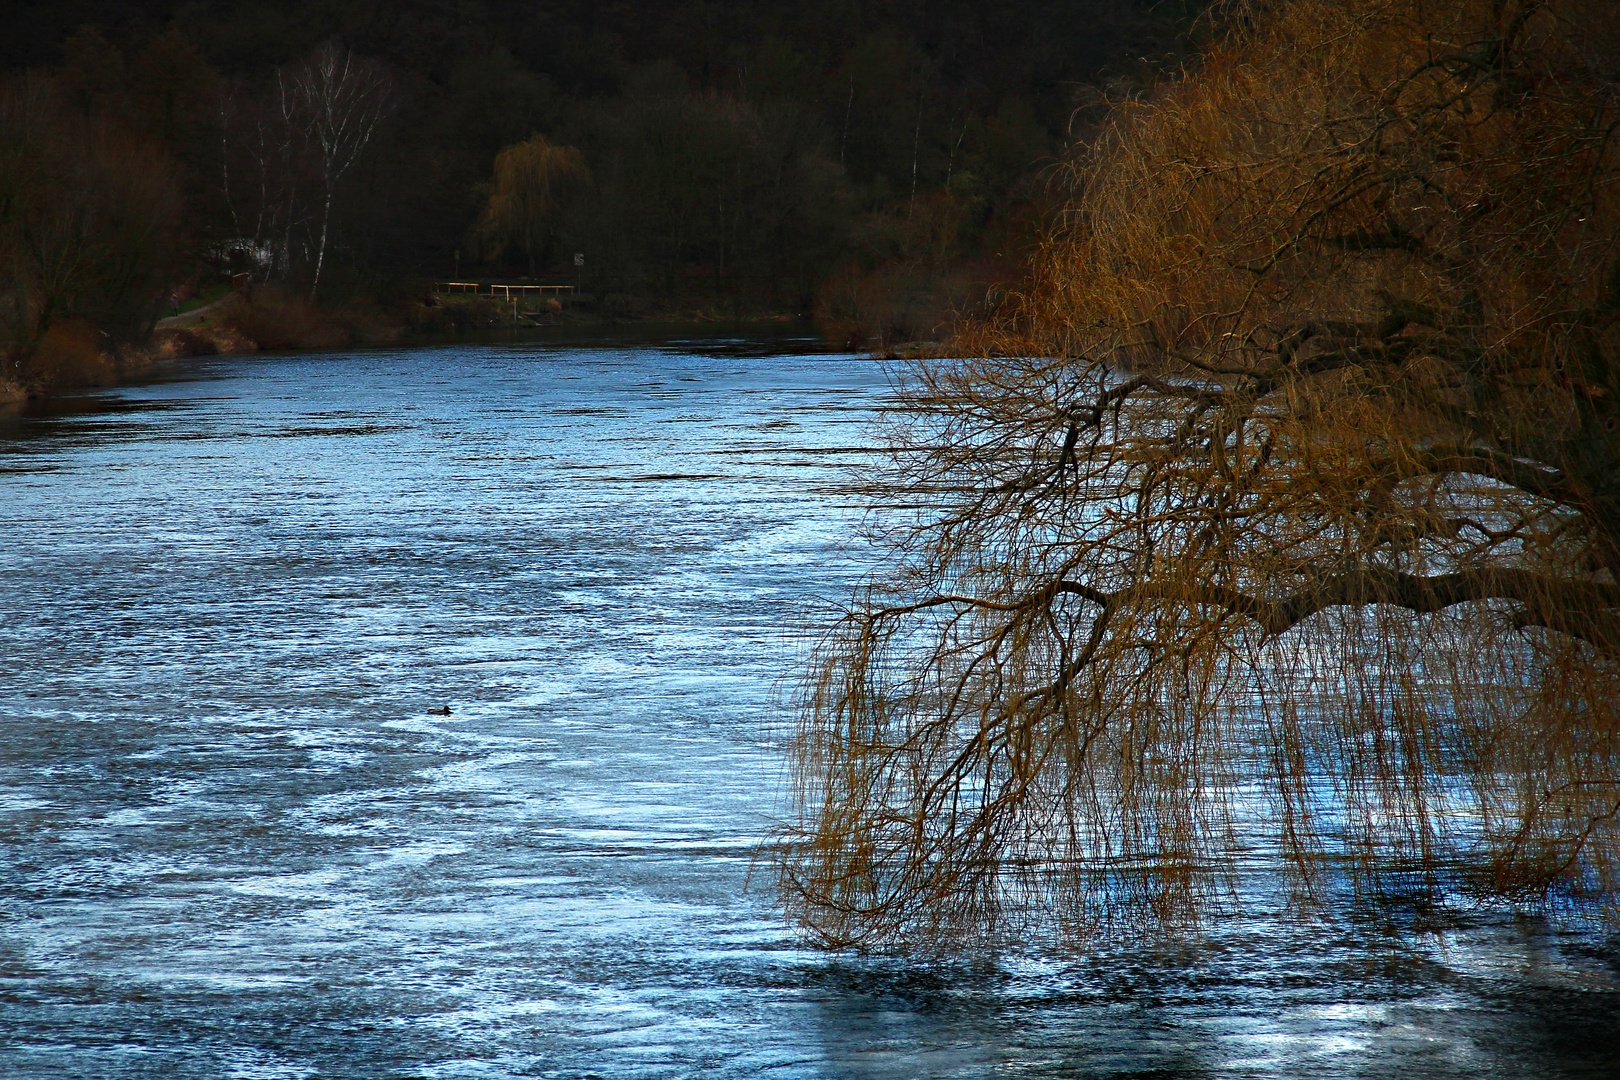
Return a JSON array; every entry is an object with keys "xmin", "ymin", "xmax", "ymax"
[{"xmin": 0, "ymin": 337, "xmax": 1616, "ymax": 1078}]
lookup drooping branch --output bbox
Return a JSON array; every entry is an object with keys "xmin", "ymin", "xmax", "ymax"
[
  {"xmin": 894, "ymin": 565, "xmax": 1619, "ymax": 653},
  {"xmin": 1367, "ymin": 446, "xmax": 1579, "ymax": 506},
  {"xmin": 1090, "ymin": 567, "xmax": 1617, "ymax": 646},
  {"xmin": 782, "ymin": 0, "xmax": 1620, "ymax": 949}
]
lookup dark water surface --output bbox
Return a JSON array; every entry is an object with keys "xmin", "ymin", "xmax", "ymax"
[{"xmin": 1, "ymin": 340, "xmax": 1616, "ymax": 1078}]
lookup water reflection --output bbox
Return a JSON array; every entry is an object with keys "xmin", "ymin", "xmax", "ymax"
[{"xmin": 0, "ymin": 339, "xmax": 1615, "ymax": 1078}]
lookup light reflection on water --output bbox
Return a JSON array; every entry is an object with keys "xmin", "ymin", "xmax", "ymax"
[{"xmin": 0, "ymin": 339, "xmax": 1615, "ymax": 1078}]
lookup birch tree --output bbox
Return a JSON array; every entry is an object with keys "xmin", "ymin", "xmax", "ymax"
[{"xmin": 286, "ymin": 42, "xmax": 394, "ymax": 297}]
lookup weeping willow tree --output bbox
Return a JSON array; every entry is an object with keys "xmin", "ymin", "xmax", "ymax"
[
  {"xmin": 474, "ymin": 134, "xmax": 590, "ymax": 275},
  {"xmin": 780, "ymin": 0, "xmax": 1620, "ymax": 948}
]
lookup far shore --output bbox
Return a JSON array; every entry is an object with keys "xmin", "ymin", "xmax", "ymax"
[{"xmin": 0, "ymin": 304, "xmax": 946, "ymax": 412}]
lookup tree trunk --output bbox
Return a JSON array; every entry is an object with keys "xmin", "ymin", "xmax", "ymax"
[{"xmin": 311, "ymin": 182, "xmax": 332, "ymax": 297}]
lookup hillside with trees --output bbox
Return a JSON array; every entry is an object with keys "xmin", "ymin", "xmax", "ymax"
[{"xmin": 1, "ymin": 0, "xmax": 1201, "ymax": 396}]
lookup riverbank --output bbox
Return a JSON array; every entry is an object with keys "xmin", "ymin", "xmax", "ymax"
[
  {"xmin": 0, "ymin": 289, "xmax": 403, "ymax": 407},
  {"xmin": 0, "ymin": 323, "xmax": 190, "ymax": 408},
  {"xmin": 0, "ymin": 285, "xmax": 950, "ymax": 409}
]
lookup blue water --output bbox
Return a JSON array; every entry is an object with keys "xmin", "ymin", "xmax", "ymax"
[{"xmin": 0, "ymin": 339, "xmax": 1615, "ymax": 1078}]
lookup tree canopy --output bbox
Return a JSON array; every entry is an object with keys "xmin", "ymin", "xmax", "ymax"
[
  {"xmin": 779, "ymin": 0, "xmax": 1620, "ymax": 949},
  {"xmin": 473, "ymin": 134, "xmax": 588, "ymax": 274}
]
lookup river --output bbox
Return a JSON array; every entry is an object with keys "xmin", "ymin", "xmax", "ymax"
[{"xmin": 1, "ymin": 337, "xmax": 1615, "ymax": 1078}]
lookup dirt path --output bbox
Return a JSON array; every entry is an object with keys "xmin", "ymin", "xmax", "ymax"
[{"xmin": 156, "ymin": 296, "xmax": 233, "ymax": 329}]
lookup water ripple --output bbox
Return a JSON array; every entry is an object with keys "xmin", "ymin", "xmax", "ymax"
[{"xmin": 0, "ymin": 340, "xmax": 1615, "ymax": 1078}]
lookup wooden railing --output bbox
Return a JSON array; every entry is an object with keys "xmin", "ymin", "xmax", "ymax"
[{"xmin": 434, "ymin": 282, "xmax": 575, "ymax": 299}]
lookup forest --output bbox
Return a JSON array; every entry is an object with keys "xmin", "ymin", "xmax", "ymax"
[{"xmin": 0, "ymin": 0, "xmax": 1198, "ymax": 394}]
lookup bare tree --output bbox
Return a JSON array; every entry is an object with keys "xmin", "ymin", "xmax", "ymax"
[
  {"xmin": 286, "ymin": 41, "xmax": 394, "ymax": 297},
  {"xmin": 0, "ymin": 75, "xmax": 182, "ymax": 380},
  {"xmin": 779, "ymin": 0, "xmax": 1620, "ymax": 948}
]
